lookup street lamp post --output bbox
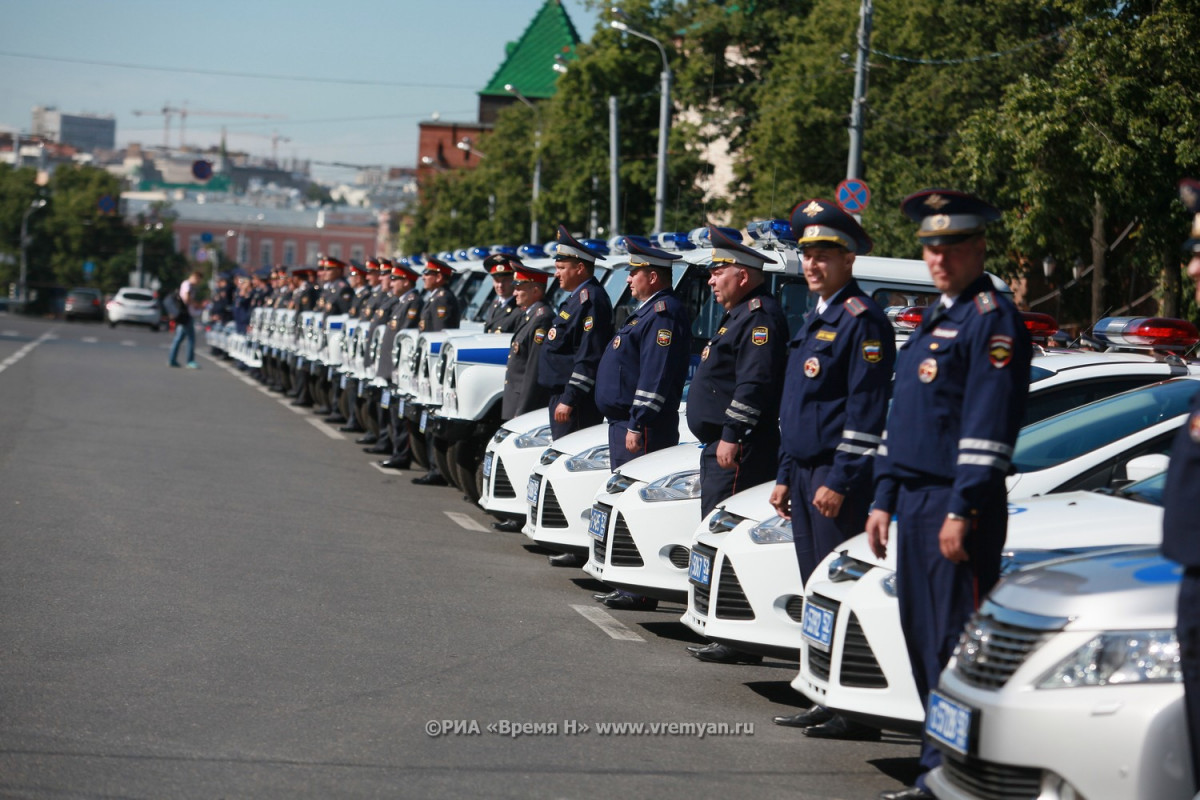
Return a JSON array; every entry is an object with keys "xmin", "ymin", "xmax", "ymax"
[
  {"xmin": 611, "ymin": 8, "xmax": 671, "ymax": 234},
  {"xmin": 18, "ymin": 198, "xmax": 48, "ymax": 311},
  {"xmin": 505, "ymin": 83, "xmax": 543, "ymax": 243},
  {"xmin": 456, "ymin": 137, "xmax": 488, "ymax": 160},
  {"xmin": 135, "ymin": 222, "xmax": 163, "ymax": 289}
]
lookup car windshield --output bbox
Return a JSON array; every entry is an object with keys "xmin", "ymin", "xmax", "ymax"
[
  {"xmin": 122, "ymin": 291, "xmax": 155, "ymax": 302},
  {"xmin": 1011, "ymin": 378, "xmax": 1197, "ymax": 473}
]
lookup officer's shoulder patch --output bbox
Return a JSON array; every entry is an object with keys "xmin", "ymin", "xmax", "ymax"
[
  {"xmin": 407, "ymin": 308, "xmax": 417, "ymax": 319},
  {"xmin": 748, "ymin": 297, "xmax": 762, "ymax": 311},
  {"xmin": 534, "ymin": 329, "xmax": 546, "ymax": 344},
  {"xmin": 583, "ymin": 316, "xmax": 594, "ymax": 331},
  {"xmin": 751, "ymin": 326, "xmax": 769, "ymax": 345},
  {"xmin": 654, "ymin": 300, "xmax": 667, "ymax": 313},
  {"xmin": 988, "ymin": 334, "xmax": 1013, "ymax": 368},
  {"xmin": 656, "ymin": 329, "xmax": 672, "ymax": 347},
  {"xmin": 862, "ymin": 340, "xmax": 883, "ymax": 363},
  {"xmin": 844, "ymin": 296, "xmax": 867, "ymax": 317},
  {"xmin": 974, "ymin": 291, "xmax": 998, "ymax": 315}
]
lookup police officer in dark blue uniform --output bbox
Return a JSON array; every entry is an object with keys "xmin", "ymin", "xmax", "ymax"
[
  {"xmin": 768, "ymin": 199, "xmax": 895, "ymax": 740},
  {"xmin": 592, "ymin": 238, "xmax": 693, "ymax": 609},
  {"xmin": 1163, "ymin": 176, "xmax": 1200, "ymax": 796},
  {"xmin": 538, "ymin": 225, "xmax": 615, "ymax": 441},
  {"xmin": 481, "ymin": 254, "xmax": 523, "ymax": 333},
  {"xmin": 865, "ymin": 190, "xmax": 1030, "ymax": 800},
  {"xmin": 685, "ymin": 225, "xmax": 789, "ymax": 662}
]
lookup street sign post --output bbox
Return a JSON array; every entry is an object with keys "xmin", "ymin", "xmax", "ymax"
[{"xmin": 836, "ymin": 179, "xmax": 871, "ymax": 215}]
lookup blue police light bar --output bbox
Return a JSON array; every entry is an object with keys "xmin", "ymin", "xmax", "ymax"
[
  {"xmin": 687, "ymin": 226, "xmax": 743, "ymax": 247},
  {"xmin": 518, "ymin": 244, "xmax": 543, "ymax": 260},
  {"xmin": 436, "ymin": 251, "xmax": 457, "ymax": 262},
  {"xmin": 409, "ymin": 254, "xmax": 425, "ymax": 266},
  {"xmin": 468, "ymin": 246, "xmax": 490, "ymax": 261},
  {"xmin": 397, "ymin": 258, "xmax": 411, "ymax": 268},
  {"xmin": 491, "ymin": 245, "xmax": 518, "ymax": 257},
  {"xmin": 607, "ymin": 234, "xmax": 653, "ymax": 255},
  {"xmin": 542, "ymin": 240, "xmax": 558, "ymax": 257},
  {"xmin": 746, "ymin": 219, "xmax": 796, "ymax": 244},
  {"xmin": 654, "ymin": 232, "xmax": 696, "ymax": 251},
  {"xmin": 455, "ymin": 249, "xmax": 470, "ymax": 261},
  {"xmin": 1092, "ymin": 317, "xmax": 1200, "ymax": 351},
  {"xmin": 580, "ymin": 238, "xmax": 610, "ymax": 255}
]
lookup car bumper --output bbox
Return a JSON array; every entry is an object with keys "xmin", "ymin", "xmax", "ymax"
[
  {"xmin": 480, "ymin": 441, "xmax": 544, "ymax": 518},
  {"xmin": 524, "ymin": 464, "xmax": 608, "ymax": 552}
]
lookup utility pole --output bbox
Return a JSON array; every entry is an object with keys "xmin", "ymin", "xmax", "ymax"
[
  {"xmin": 845, "ymin": 0, "xmax": 873, "ymax": 181},
  {"xmin": 609, "ymin": 96, "xmax": 620, "ymax": 235}
]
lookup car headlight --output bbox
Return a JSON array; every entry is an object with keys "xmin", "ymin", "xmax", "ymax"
[
  {"xmin": 492, "ymin": 428, "xmax": 514, "ymax": 445},
  {"xmin": 605, "ymin": 473, "xmax": 637, "ymax": 494},
  {"xmin": 748, "ymin": 515, "xmax": 793, "ymax": 544},
  {"xmin": 563, "ymin": 445, "xmax": 611, "ymax": 472},
  {"xmin": 540, "ymin": 448, "xmax": 565, "ymax": 466},
  {"xmin": 515, "ymin": 426, "xmax": 553, "ymax": 449},
  {"xmin": 1037, "ymin": 630, "xmax": 1181, "ymax": 689},
  {"xmin": 639, "ymin": 470, "xmax": 701, "ymax": 502},
  {"xmin": 881, "ymin": 572, "xmax": 898, "ymax": 598},
  {"xmin": 827, "ymin": 551, "xmax": 873, "ymax": 581}
]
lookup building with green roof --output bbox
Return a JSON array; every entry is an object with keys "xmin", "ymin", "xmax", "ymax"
[{"xmin": 477, "ymin": 0, "xmax": 580, "ymax": 124}]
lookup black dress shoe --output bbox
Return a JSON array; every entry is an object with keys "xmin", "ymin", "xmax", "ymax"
[
  {"xmin": 290, "ymin": 399, "xmax": 313, "ymax": 407},
  {"xmin": 603, "ymin": 593, "xmax": 658, "ymax": 611},
  {"xmin": 773, "ymin": 706, "xmax": 835, "ymax": 729},
  {"xmin": 491, "ymin": 519, "xmax": 524, "ymax": 533},
  {"xmin": 378, "ymin": 456, "xmax": 410, "ymax": 470},
  {"xmin": 365, "ymin": 442, "xmax": 393, "ymax": 455},
  {"xmin": 312, "ymin": 405, "xmax": 331, "ymax": 416},
  {"xmin": 593, "ymin": 590, "xmax": 621, "ymax": 601},
  {"xmin": 878, "ymin": 786, "xmax": 933, "ymax": 800},
  {"xmin": 686, "ymin": 641, "xmax": 719, "ymax": 654},
  {"xmin": 324, "ymin": 414, "xmax": 347, "ymax": 424},
  {"xmin": 339, "ymin": 422, "xmax": 365, "ymax": 433},
  {"xmin": 802, "ymin": 714, "xmax": 881, "ymax": 741},
  {"xmin": 691, "ymin": 643, "xmax": 763, "ymax": 664},
  {"xmin": 356, "ymin": 434, "xmax": 379, "ymax": 446},
  {"xmin": 547, "ymin": 552, "xmax": 586, "ymax": 567},
  {"xmin": 411, "ymin": 472, "xmax": 447, "ymax": 486}
]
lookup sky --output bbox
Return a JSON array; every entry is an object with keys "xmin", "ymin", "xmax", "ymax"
[{"xmin": 0, "ymin": 0, "xmax": 600, "ymax": 183}]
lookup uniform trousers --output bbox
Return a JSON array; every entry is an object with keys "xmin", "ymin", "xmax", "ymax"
[
  {"xmin": 895, "ymin": 479, "xmax": 1005, "ymax": 788},
  {"xmin": 788, "ymin": 461, "xmax": 871, "ymax": 587},
  {"xmin": 548, "ymin": 391, "xmax": 602, "ymax": 441},
  {"xmin": 698, "ymin": 429, "xmax": 780, "ymax": 520},
  {"xmin": 607, "ymin": 417, "xmax": 680, "ymax": 471}
]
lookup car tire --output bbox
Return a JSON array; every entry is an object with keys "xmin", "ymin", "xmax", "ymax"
[
  {"xmin": 408, "ymin": 424, "xmax": 431, "ymax": 471},
  {"xmin": 450, "ymin": 440, "xmax": 483, "ymax": 504},
  {"xmin": 432, "ymin": 436, "xmax": 460, "ymax": 490}
]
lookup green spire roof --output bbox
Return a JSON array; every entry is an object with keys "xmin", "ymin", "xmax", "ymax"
[{"xmin": 479, "ymin": 0, "xmax": 580, "ymax": 99}]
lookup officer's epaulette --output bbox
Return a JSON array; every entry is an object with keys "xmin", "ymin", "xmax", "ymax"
[
  {"xmin": 747, "ymin": 297, "xmax": 762, "ymax": 311},
  {"xmin": 844, "ymin": 296, "xmax": 867, "ymax": 317},
  {"xmin": 973, "ymin": 291, "xmax": 998, "ymax": 315},
  {"xmin": 580, "ymin": 288, "xmax": 589, "ymax": 302},
  {"xmin": 534, "ymin": 306, "xmax": 548, "ymax": 317},
  {"xmin": 654, "ymin": 300, "xmax": 667, "ymax": 313}
]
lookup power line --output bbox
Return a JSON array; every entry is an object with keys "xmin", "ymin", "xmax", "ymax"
[
  {"xmin": 0, "ymin": 50, "xmax": 479, "ymax": 90},
  {"xmin": 868, "ymin": 18, "xmax": 1091, "ymax": 66}
]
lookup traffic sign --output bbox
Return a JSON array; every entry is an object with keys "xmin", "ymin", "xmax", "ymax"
[
  {"xmin": 83, "ymin": 260, "xmax": 95, "ymax": 277},
  {"xmin": 97, "ymin": 194, "xmax": 117, "ymax": 215},
  {"xmin": 192, "ymin": 160, "xmax": 213, "ymax": 181},
  {"xmin": 836, "ymin": 179, "xmax": 871, "ymax": 215}
]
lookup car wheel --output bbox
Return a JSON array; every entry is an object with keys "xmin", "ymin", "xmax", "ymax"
[
  {"xmin": 449, "ymin": 440, "xmax": 482, "ymax": 503},
  {"xmin": 432, "ymin": 437, "xmax": 460, "ymax": 490},
  {"xmin": 408, "ymin": 424, "xmax": 431, "ymax": 471}
]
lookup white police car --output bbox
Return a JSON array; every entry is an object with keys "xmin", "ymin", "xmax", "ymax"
[
  {"xmin": 925, "ymin": 546, "xmax": 1189, "ymax": 800},
  {"xmin": 480, "ymin": 409, "xmax": 554, "ymax": 524}
]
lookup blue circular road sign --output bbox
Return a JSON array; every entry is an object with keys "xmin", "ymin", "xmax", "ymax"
[
  {"xmin": 192, "ymin": 160, "xmax": 213, "ymax": 181},
  {"xmin": 836, "ymin": 179, "xmax": 871, "ymax": 214}
]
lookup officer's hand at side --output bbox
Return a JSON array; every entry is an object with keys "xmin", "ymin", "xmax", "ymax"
[
  {"xmin": 939, "ymin": 517, "xmax": 970, "ymax": 563},
  {"xmin": 554, "ymin": 403, "xmax": 574, "ymax": 423},
  {"xmin": 715, "ymin": 440, "xmax": 740, "ymax": 469},
  {"xmin": 769, "ymin": 484, "xmax": 791, "ymax": 519},
  {"xmin": 866, "ymin": 509, "xmax": 891, "ymax": 560},
  {"xmin": 625, "ymin": 429, "xmax": 642, "ymax": 453},
  {"xmin": 812, "ymin": 486, "xmax": 844, "ymax": 519}
]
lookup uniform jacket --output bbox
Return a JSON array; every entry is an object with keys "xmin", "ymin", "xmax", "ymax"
[
  {"xmin": 483, "ymin": 295, "xmax": 521, "ymax": 333},
  {"xmin": 1163, "ymin": 389, "xmax": 1200, "ymax": 567},
  {"xmin": 873, "ymin": 275, "xmax": 1030, "ymax": 518},
  {"xmin": 502, "ymin": 300, "xmax": 553, "ymax": 419},
  {"xmin": 317, "ymin": 278, "xmax": 354, "ymax": 315},
  {"xmin": 290, "ymin": 282, "xmax": 319, "ymax": 312},
  {"xmin": 347, "ymin": 284, "xmax": 371, "ymax": 319},
  {"xmin": 686, "ymin": 284, "xmax": 788, "ymax": 445},
  {"xmin": 419, "ymin": 286, "xmax": 460, "ymax": 332},
  {"xmin": 595, "ymin": 289, "xmax": 692, "ymax": 431},
  {"xmin": 537, "ymin": 276, "xmax": 615, "ymax": 406},
  {"xmin": 777, "ymin": 279, "xmax": 895, "ymax": 495}
]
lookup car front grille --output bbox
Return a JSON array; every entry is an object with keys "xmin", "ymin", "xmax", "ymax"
[
  {"xmin": 714, "ymin": 558, "xmax": 754, "ymax": 620},
  {"xmin": 805, "ymin": 594, "xmax": 839, "ymax": 681},
  {"xmin": 609, "ymin": 513, "xmax": 643, "ymax": 567},
  {"xmin": 667, "ymin": 545, "xmax": 690, "ymax": 569},
  {"xmin": 784, "ymin": 595, "xmax": 805, "ymax": 623},
  {"xmin": 839, "ymin": 612, "xmax": 887, "ymax": 688},
  {"xmin": 691, "ymin": 543, "xmax": 717, "ymax": 615},
  {"xmin": 941, "ymin": 752, "xmax": 1042, "ymax": 800},
  {"xmin": 953, "ymin": 613, "xmax": 1056, "ymax": 689},
  {"xmin": 492, "ymin": 459, "xmax": 515, "ymax": 498},
  {"xmin": 539, "ymin": 483, "xmax": 568, "ymax": 528}
]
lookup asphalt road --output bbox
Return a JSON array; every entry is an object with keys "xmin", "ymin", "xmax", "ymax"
[{"xmin": 0, "ymin": 313, "xmax": 923, "ymax": 799}]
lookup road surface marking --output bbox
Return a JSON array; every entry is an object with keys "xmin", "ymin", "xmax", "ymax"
[
  {"xmin": 0, "ymin": 329, "xmax": 56, "ymax": 375},
  {"xmin": 304, "ymin": 416, "xmax": 343, "ymax": 440},
  {"xmin": 82, "ymin": 336, "xmax": 98, "ymax": 343},
  {"xmin": 444, "ymin": 511, "xmax": 488, "ymax": 531},
  {"xmin": 120, "ymin": 340, "xmax": 136, "ymax": 347},
  {"xmin": 571, "ymin": 604, "xmax": 646, "ymax": 641}
]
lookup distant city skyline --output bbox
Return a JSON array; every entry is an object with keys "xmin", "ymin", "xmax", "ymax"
[{"xmin": 0, "ymin": 0, "xmax": 599, "ymax": 182}]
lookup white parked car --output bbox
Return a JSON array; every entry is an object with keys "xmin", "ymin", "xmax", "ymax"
[
  {"xmin": 926, "ymin": 545, "xmax": 1189, "ymax": 800},
  {"xmin": 480, "ymin": 409, "xmax": 554, "ymax": 524},
  {"xmin": 106, "ymin": 287, "xmax": 161, "ymax": 330}
]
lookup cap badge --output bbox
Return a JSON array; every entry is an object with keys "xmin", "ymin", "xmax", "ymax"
[
  {"xmin": 930, "ymin": 214, "xmax": 951, "ymax": 231},
  {"xmin": 924, "ymin": 193, "xmax": 950, "ymax": 210},
  {"xmin": 802, "ymin": 201, "xmax": 823, "ymax": 218},
  {"xmin": 918, "ymin": 358, "xmax": 938, "ymax": 383},
  {"xmin": 805, "ymin": 225, "xmax": 821, "ymax": 238}
]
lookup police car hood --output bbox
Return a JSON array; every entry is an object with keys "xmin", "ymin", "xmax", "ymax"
[
  {"xmin": 616, "ymin": 440, "xmax": 703, "ymax": 483},
  {"xmin": 547, "ymin": 424, "xmax": 608, "ymax": 456},
  {"xmin": 829, "ymin": 489, "xmax": 1163, "ymax": 575},
  {"xmin": 713, "ymin": 480, "xmax": 777, "ymax": 519},
  {"xmin": 502, "ymin": 408, "xmax": 551, "ymax": 435},
  {"xmin": 987, "ymin": 547, "xmax": 1179, "ymax": 629}
]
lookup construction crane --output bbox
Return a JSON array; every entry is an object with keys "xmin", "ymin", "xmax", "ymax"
[
  {"xmin": 224, "ymin": 128, "xmax": 293, "ymax": 163},
  {"xmin": 131, "ymin": 103, "xmax": 285, "ymax": 148}
]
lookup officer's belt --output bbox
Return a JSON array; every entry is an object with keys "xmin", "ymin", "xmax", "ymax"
[{"xmin": 897, "ymin": 475, "xmax": 954, "ymax": 491}]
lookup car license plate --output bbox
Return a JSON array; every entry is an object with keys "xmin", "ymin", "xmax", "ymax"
[
  {"xmin": 419, "ymin": 410, "xmax": 428, "ymax": 434},
  {"xmin": 397, "ymin": 398, "xmax": 406, "ymax": 415},
  {"xmin": 688, "ymin": 550, "xmax": 712, "ymax": 586},
  {"xmin": 381, "ymin": 389, "xmax": 391, "ymax": 409},
  {"xmin": 357, "ymin": 381, "xmax": 365, "ymax": 398},
  {"xmin": 802, "ymin": 602, "xmax": 836, "ymax": 651},
  {"xmin": 588, "ymin": 506, "xmax": 609, "ymax": 542},
  {"xmin": 926, "ymin": 690, "xmax": 974, "ymax": 755},
  {"xmin": 328, "ymin": 366, "xmax": 335, "ymax": 380},
  {"xmin": 526, "ymin": 476, "xmax": 540, "ymax": 507},
  {"xmin": 296, "ymin": 357, "xmax": 305, "ymax": 369},
  {"xmin": 482, "ymin": 453, "xmax": 493, "ymax": 479},
  {"xmin": 340, "ymin": 374, "xmax": 347, "ymax": 389}
]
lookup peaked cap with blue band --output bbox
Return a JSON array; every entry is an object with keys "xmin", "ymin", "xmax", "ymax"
[
  {"xmin": 554, "ymin": 224, "xmax": 606, "ymax": 263},
  {"xmin": 901, "ymin": 189, "xmax": 1001, "ymax": 246},
  {"xmin": 707, "ymin": 225, "xmax": 775, "ymax": 269},
  {"xmin": 790, "ymin": 198, "xmax": 873, "ymax": 254},
  {"xmin": 622, "ymin": 237, "xmax": 682, "ymax": 269}
]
